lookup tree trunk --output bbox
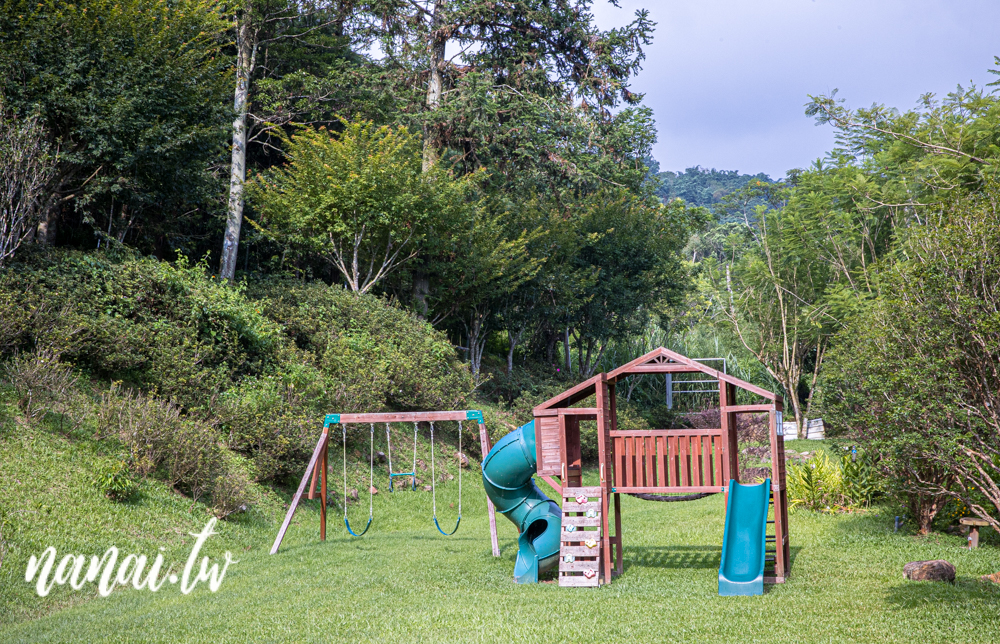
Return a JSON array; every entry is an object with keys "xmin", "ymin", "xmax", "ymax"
[
  {"xmin": 563, "ymin": 327, "xmax": 572, "ymax": 373},
  {"xmin": 467, "ymin": 310, "xmax": 488, "ymax": 384},
  {"xmin": 220, "ymin": 12, "xmax": 256, "ymax": 282},
  {"xmin": 422, "ymin": 0, "xmax": 447, "ymax": 172}
]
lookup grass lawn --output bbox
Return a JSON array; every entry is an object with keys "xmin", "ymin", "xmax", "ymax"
[{"xmin": 3, "ymin": 421, "xmax": 1000, "ymax": 643}]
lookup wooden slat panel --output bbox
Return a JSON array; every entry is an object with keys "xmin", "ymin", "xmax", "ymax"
[
  {"xmin": 679, "ymin": 436, "xmax": 690, "ymax": 487},
  {"xmin": 703, "ymin": 436, "xmax": 712, "ymax": 486},
  {"xmin": 562, "ymin": 501, "xmax": 601, "ymax": 513},
  {"xmin": 562, "ymin": 516, "xmax": 602, "ymax": 527},
  {"xmin": 537, "ymin": 415, "xmax": 561, "ymax": 476}
]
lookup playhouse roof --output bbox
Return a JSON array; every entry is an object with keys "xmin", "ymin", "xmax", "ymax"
[{"xmin": 533, "ymin": 347, "xmax": 780, "ymax": 414}]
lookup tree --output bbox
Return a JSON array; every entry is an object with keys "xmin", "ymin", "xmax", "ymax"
[
  {"xmin": 821, "ymin": 187, "xmax": 1000, "ymax": 533},
  {"xmin": 0, "ymin": 102, "xmax": 56, "ymax": 266},
  {"xmin": 0, "ymin": 0, "xmax": 230, "ymax": 250},
  {"xmin": 220, "ymin": 0, "xmax": 357, "ymax": 281},
  {"xmin": 248, "ymin": 121, "xmax": 474, "ymax": 293}
]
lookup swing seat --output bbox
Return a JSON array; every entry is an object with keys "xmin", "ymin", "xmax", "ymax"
[
  {"xmin": 388, "ymin": 471, "xmax": 417, "ymax": 492},
  {"xmin": 345, "ymin": 515, "xmax": 372, "ymax": 537}
]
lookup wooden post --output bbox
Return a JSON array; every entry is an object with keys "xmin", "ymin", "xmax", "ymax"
[
  {"xmin": 478, "ymin": 420, "xmax": 500, "ymax": 557},
  {"xmin": 768, "ymin": 401, "xmax": 789, "ymax": 581},
  {"xmin": 320, "ymin": 430, "xmax": 328, "ymax": 541},
  {"xmin": 609, "ymin": 382, "xmax": 623, "ymax": 576},
  {"xmin": 270, "ymin": 431, "xmax": 330, "ymax": 554},
  {"xmin": 595, "ymin": 374, "xmax": 613, "ymax": 584}
]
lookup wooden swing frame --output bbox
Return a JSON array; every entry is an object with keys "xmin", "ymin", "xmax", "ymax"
[{"xmin": 269, "ymin": 410, "xmax": 499, "ymax": 555}]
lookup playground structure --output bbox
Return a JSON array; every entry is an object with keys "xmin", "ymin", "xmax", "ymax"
[
  {"xmin": 482, "ymin": 346, "xmax": 790, "ymax": 592},
  {"xmin": 269, "ymin": 410, "xmax": 501, "ymax": 556},
  {"xmin": 268, "ymin": 347, "xmax": 789, "ymax": 595}
]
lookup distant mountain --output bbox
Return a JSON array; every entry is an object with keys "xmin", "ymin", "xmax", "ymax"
[{"xmin": 652, "ymin": 166, "xmax": 775, "ymax": 209}]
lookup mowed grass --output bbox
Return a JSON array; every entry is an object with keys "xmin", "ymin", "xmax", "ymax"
[{"xmin": 4, "ymin": 417, "xmax": 1000, "ymax": 643}]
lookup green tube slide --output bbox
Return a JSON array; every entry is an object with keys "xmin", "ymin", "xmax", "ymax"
[
  {"xmin": 718, "ymin": 478, "xmax": 771, "ymax": 596},
  {"xmin": 481, "ymin": 420, "xmax": 562, "ymax": 584}
]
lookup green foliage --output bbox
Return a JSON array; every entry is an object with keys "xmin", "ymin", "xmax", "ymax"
[
  {"xmin": 1, "ymin": 348, "xmax": 77, "ymax": 420},
  {"xmin": 1, "ymin": 250, "xmax": 282, "ymax": 409},
  {"xmin": 820, "ymin": 185, "xmax": 1000, "ymax": 533},
  {"xmin": 787, "ymin": 448, "xmax": 879, "ymax": 511},
  {"xmin": 249, "ymin": 122, "xmax": 476, "ymax": 293},
  {"xmin": 93, "ymin": 458, "xmax": 139, "ymax": 502},
  {"xmin": 0, "ymin": 0, "xmax": 231, "ymax": 246},
  {"xmin": 252, "ymin": 279, "xmax": 473, "ymax": 414},
  {"xmin": 657, "ymin": 166, "xmax": 775, "ymax": 210}
]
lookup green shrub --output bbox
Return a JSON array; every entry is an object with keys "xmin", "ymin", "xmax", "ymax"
[
  {"xmin": 251, "ymin": 280, "xmax": 473, "ymax": 412},
  {"xmin": 787, "ymin": 448, "xmax": 881, "ymax": 511},
  {"xmin": 94, "ymin": 459, "xmax": 139, "ymax": 502},
  {"xmin": 1, "ymin": 348, "xmax": 77, "ymax": 420},
  {"xmin": 0, "ymin": 249, "xmax": 282, "ymax": 410}
]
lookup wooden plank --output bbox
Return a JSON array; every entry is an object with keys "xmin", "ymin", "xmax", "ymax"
[
  {"xmin": 643, "ymin": 437, "xmax": 654, "ymax": 487},
  {"xmin": 613, "ymin": 492, "xmax": 623, "ymax": 575},
  {"xmin": 723, "ymin": 404, "xmax": 774, "ymax": 413},
  {"xmin": 559, "ymin": 560, "xmax": 601, "ymax": 572},
  {"xmin": 477, "ymin": 420, "xmax": 500, "ymax": 558},
  {"xmin": 563, "ymin": 486, "xmax": 603, "ymax": 497},
  {"xmin": 270, "ymin": 431, "xmax": 330, "ymax": 554},
  {"xmin": 690, "ymin": 435, "xmax": 701, "ymax": 487},
  {"xmin": 333, "ymin": 411, "xmax": 475, "ymax": 423},
  {"xmin": 701, "ymin": 436, "xmax": 714, "ymax": 485},
  {"xmin": 634, "ymin": 434, "xmax": 646, "ymax": 487},
  {"xmin": 540, "ymin": 475, "xmax": 562, "ymax": 495},
  {"xmin": 713, "ymin": 435, "xmax": 723, "ymax": 488},
  {"xmin": 533, "ymin": 375, "xmax": 601, "ymax": 413},
  {"xmin": 667, "ymin": 436, "xmax": 678, "ymax": 487},
  {"xmin": 613, "ymin": 437, "xmax": 623, "ymax": 487},
  {"xmin": 561, "ymin": 500, "xmax": 601, "ymax": 513},
  {"xmin": 656, "ymin": 436, "xmax": 667, "ymax": 487},
  {"xmin": 679, "ymin": 435, "xmax": 690, "ymax": 487},
  {"xmin": 611, "ymin": 364, "xmax": 705, "ymax": 374},
  {"xmin": 609, "ymin": 428, "xmax": 723, "ymax": 437},
  {"xmin": 558, "ymin": 407, "xmax": 600, "ymax": 416},
  {"xmin": 613, "ymin": 486, "xmax": 725, "ymax": 494},
  {"xmin": 560, "ymin": 545, "xmax": 605, "ymax": 557},
  {"xmin": 319, "ymin": 442, "xmax": 328, "ymax": 541},
  {"xmin": 558, "ymin": 574, "xmax": 600, "ymax": 587},
  {"xmin": 561, "ymin": 515, "xmax": 602, "ymax": 527},
  {"xmin": 625, "ymin": 436, "xmax": 634, "ymax": 488}
]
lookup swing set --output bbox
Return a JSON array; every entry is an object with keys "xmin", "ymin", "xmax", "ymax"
[{"xmin": 270, "ymin": 410, "xmax": 500, "ymax": 555}]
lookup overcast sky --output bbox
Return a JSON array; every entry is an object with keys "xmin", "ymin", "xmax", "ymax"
[{"xmin": 591, "ymin": 0, "xmax": 1000, "ymax": 179}]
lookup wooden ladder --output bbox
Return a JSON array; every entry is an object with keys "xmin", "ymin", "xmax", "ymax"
[{"xmin": 558, "ymin": 486, "xmax": 603, "ymax": 587}]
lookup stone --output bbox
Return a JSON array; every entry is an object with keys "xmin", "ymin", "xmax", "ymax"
[
  {"xmin": 372, "ymin": 451, "xmax": 387, "ymax": 464},
  {"xmin": 423, "ymin": 485, "xmax": 433, "ymax": 492},
  {"xmin": 348, "ymin": 488, "xmax": 359, "ymax": 502},
  {"xmin": 903, "ymin": 560, "xmax": 955, "ymax": 583},
  {"xmin": 457, "ymin": 452, "xmax": 470, "ymax": 468},
  {"xmin": 369, "ymin": 485, "xmax": 378, "ymax": 495},
  {"xmin": 414, "ymin": 478, "xmax": 423, "ymax": 486}
]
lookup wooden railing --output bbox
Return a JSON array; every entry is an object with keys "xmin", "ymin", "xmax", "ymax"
[{"xmin": 611, "ymin": 429, "xmax": 726, "ymax": 493}]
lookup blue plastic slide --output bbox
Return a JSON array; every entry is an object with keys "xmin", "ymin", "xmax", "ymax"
[
  {"xmin": 481, "ymin": 420, "xmax": 562, "ymax": 583},
  {"xmin": 718, "ymin": 478, "xmax": 771, "ymax": 596}
]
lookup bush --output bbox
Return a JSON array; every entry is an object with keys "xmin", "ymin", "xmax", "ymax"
[
  {"xmin": 1, "ymin": 250, "xmax": 282, "ymax": 410},
  {"xmin": 787, "ymin": 448, "xmax": 881, "ymax": 511},
  {"xmin": 94, "ymin": 459, "xmax": 139, "ymax": 502},
  {"xmin": 251, "ymin": 280, "xmax": 473, "ymax": 412},
  {"xmin": 2, "ymin": 348, "xmax": 77, "ymax": 420}
]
